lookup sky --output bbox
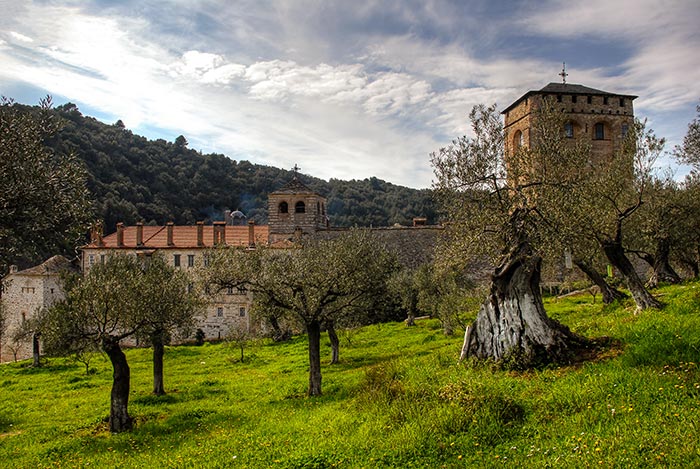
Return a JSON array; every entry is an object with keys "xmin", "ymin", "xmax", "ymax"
[{"xmin": 1, "ymin": 0, "xmax": 699, "ymax": 188}]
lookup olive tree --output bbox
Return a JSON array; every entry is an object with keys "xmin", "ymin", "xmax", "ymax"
[
  {"xmin": 431, "ymin": 104, "xmax": 588, "ymax": 367},
  {"xmin": 0, "ymin": 97, "xmax": 93, "ymax": 274},
  {"xmin": 135, "ymin": 254, "xmax": 205, "ymax": 395},
  {"xmin": 206, "ymin": 230, "xmax": 396, "ymax": 396},
  {"xmin": 43, "ymin": 255, "xmax": 144, "ymax": 433}
]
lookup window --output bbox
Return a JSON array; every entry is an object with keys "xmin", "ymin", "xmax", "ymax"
[
  {"xmin": 279, "ymin": 201, "xmax": 288, "ymax": 214},
  {"xmin": 513, "ymin": 130, "xmax": 523, "ymax": 149},
  {"xmin": 237, "ymin": 286, "xmax": 247, "ymax": 294},
  {"xmin": 239, "ymin": 307, "xmax": 246, "ymax": 317},
  {"xmin": 100, "ymin": 254, "xmax": 105, "ymax": 264},
  {"xmin": 603, "ymin": 96, "xmax": 609, "ymax": 105},
  {"xmin": 556, "ymin": 94, "xmax": 562, "ymax": 103},
  {"xmin": 89, "ymin": 255, "xmax": 95, "ymax": 266},
  {"xmin": 594, "ymin": 123, "xmax": 605, "ymax": 140},
  {"xmin": 572, "ymin": 95, "xmax": 577, "ymax": 103},
  {"xmin": 174, "ymin": 254, "xmax": 181, "ymax": 267},
  {"xmin": 21, "ymin": 287, "xmax": 36, "ymax": 294},
  {"xmin": 587, "ymin": 95, "xmax": 592, "ymax": 104},
  {"xmin": 621, "ymin": 123, "xmax": 629, "ymax": 137},
  {"xmin": 619, "ymin": 98, "xmax": 625, "ymax": 107},
  {"xmin": 203, "ymin": 255, "xmax": 210, "ymax": 267},
  {"xmin": 227, "ymin": 286, "xmax": 234, "ymax": 295},
  {"xmin": 188, "ymin": 254, "xmax": 195, "ymax": 267},
  {"xmin": 564, "ymin": 122, "xmax": 574, "ymax": 138},
  {"xmin": 295, "ymin": 201, "xmax": 306, "ymax": 213},
  {"xmin": 216, "ymin": 307, "xmax": 224, "ymax": 317}
]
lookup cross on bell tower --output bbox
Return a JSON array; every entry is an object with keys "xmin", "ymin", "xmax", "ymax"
[
  {"xmin": 292, "ymin": 163, "xmax": 301, "ymax": 178},
  {"xmin": 559, "ymin": 62, "xmax": 568, "ymax": 84}
]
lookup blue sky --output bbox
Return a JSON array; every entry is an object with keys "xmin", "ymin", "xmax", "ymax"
[{"xmin": 1, "ymin": 0, "xmax": 698, "ymax": 188}]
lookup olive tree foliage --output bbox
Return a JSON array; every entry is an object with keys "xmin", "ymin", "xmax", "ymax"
[
  {"xmin": 0, "ymin": 97, "xmax": 93, "ymax": 274},
  {"xmin": 431, "ymin": 104, "xmax": 588, "ymax": 368},
  {"xmin": 675, "ymin": 104, "xmax": 700, "ymax": 169}
]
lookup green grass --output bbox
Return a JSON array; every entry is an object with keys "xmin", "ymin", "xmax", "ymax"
[{"xmin": 1, "ymin": 282, "xmax": 700, "ymax": 468}]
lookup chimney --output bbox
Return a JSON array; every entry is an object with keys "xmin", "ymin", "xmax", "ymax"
[
  {"xmin": 213, "ymin": 221, "xmax": 226, "ymax": 245},
  {"xmin": 166, "ymin": 222, "xmax": 174, "ymax": 246},
  {"xmin": 116, "ymin": 222, "xmax": 125, "ymax": 247},
  {"xmin": 248, "ymin": 220, "xmax": 256, "ymax": 248},
  {"xmin": 196, "ymin": 221, "xmax": 204, "ymax": 247},
  {"xmin": 136, "ymin": 222, "xmax": 144, "ymax": 247},
  {"xmin": 224, "ymin": 210, "xmax": 232, "ymax": 225}
]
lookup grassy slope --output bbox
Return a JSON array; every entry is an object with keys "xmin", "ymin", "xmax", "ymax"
[{"xmin": 1, "ymin": 282, "xmax": 699, "ymax": 468}]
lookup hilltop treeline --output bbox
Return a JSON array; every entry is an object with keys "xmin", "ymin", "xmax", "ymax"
[{"xmin": 43, "ymin": 103, "xmax": 436, "ymax": 232}]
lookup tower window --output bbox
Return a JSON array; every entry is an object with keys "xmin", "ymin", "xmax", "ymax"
[
  {"xmin": 279, "ymin": 201, "xmax": 288, "ymax": 214},
  {"xmin": 513, "ymin": 130, "xmax": 523, "ymax": 149},
  {"xmin": 594, "ymin": 123, "xmax": 605, "ymax": 140},
  {"xmin": 556, "ymin": 94, "xmax": 562, "ymax": 103},
  {"xmin": 587, "ymin": 95, "xmax": 592, "ymax": 104},
  {"xmin": 216, "ymin": 307, "xmax": 224, "ymax": 317},
  {"xmin": 619, "ymin": 98, "xmax": 625, "ymax": 107},
  {"xmin": 295, "ymin": 201, "xmax": 306, "ymax": 213},
  {"xmin": 603, "ymin": 96, "xmax": 609, "ymax": 105},
  {"xmin": 564, "ymin": 122, "xmax": 574, "ymax": 138},
  {"xmin": 572, "ymin": 95, "xmax": 577, "ymax": 103},
  {"xmin": 621, "ymin": 123, "xmax": 629, "ymax": 137}
]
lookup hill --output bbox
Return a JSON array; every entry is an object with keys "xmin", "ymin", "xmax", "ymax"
[
  {"xmin": 43, "ymin": 103, "xmax": 437, "ymax": 231},
  {"xmin": 1, "ymin": 281, "xmax": 699, "ymax": 467}
]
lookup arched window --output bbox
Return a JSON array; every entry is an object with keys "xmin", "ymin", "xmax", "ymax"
[
  {"xmin": 317, "ymin": 201, "xmax": 320, "ymax": 213},
  {"xmin": 513, "ymin": 130, "xmax": 523, "ymax": 149},
  {"xmin": 594, "ymin": 122, "xmax": 605, "ymax": 140},
  {"xmin": 564, "ymin": 122, "xmax": 574, "ymax": 138},
  {"xmin": 279, "ymin": 201, "xmax": 288, "ymax": 214},
  {"xmin": 295, "ymin": 201, "xmax": 306, "ymax": 213}
]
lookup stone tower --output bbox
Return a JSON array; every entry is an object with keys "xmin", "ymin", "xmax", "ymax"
[
  {"xmin": 268, "ymin": 175, "xmax": 327, "ymax": 243},
  {"xmin": 502, "ymin": 82, "xmax": 636, "ymax": 161}
]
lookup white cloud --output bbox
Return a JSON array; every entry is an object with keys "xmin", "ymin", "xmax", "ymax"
[{"xmin": 9, "ymin": 31, "xmax": 33, "ymax": 43}]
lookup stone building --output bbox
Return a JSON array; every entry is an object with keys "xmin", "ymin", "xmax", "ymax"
[
  {"xmin": 502, "ymin": 82, "xmax": 636, "ymax": 160},
  {"xmin": 0, "ymin": 256, "xmax": 74, "ymax": 362}
]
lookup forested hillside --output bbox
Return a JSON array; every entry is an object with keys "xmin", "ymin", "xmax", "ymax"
[{"xmin": 44, "ymin": 103, "xmax": 437, "ymax": 232}]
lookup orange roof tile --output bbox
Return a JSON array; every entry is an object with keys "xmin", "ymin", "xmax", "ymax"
[{"xmin": 85, "ymin": 224, "xmax": 269, "ymax": 249}]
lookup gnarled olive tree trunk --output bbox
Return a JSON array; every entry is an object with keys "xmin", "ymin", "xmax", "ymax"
[
  {"xmin": 574, "ymin": 259, "xmax": 628, "ymax": 304},
  {"xmin": 602, "ymin": 238, "xmax": 662, "ymax": 310},
  {"xmin": 461, "ymin": 241, "xmax": 584, "ymax": 368},
  {"xmin": 102, "ymin": 336, "xmax": 133, "ymax": 433},
  {"xmin": 642, "ymin": 238, "xmax": 681, "ymax": 288}
]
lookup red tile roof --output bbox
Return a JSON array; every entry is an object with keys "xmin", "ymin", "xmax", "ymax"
[{"xmin": 85, "ymin": 224, "xmax": 269, "ymax": 249}]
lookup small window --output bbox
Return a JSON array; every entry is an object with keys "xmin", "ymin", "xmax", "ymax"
[
  {"xmin": 227, "ymin": 286, "xmax": 234, "ymax": 295},
  {"xmin": 174, "ymin": 254, "xmax": 181, "ymax": 267},
  {"xmin": 594, "ymin": 123, "xmax": 605, "ymax": 140},
  {"xmin": 237, "ymin": 286, "xmax": 247, "ymax": 294},
  {"xmin": 295, "ymin": 201, "xmax": 306, "ymax": 213},
  {"xmin": 603, "ymin": 96, "xmax": 609, "ymax": 105},
  {"xmin": 619, "ymin": 98, "xmax": 625, "ymax": 107},
  {"xmin": 564, "ymin": 122, "xmax": 574, "ymax": 138},
  {"xmin": 203, "ymin": 255, "xmax": 210, "ymax": 267},
  {"xmin": 188, "ymin": 254, "xmax": 195, "ymax": 267},
  {"xmin": 621, "ymin": 123, "xmax": 629, "ymax": 137},
  {"xmin": 239, "ymin": 307, "xmax": 246, "ymax": 317},
  {"xmin": 100, "ymin": 254, "xmax": 105, "ymax": 264},
  {"xmin": 572, "ymin": 95, "xmax": 577, "ymax": 103},
  {"xmin": 279, "ymin": 201, "xmax": 288, "ymax": 214},
  {"xmin": 587, "ymin": 95, "xmax": 592, "ymax": 104},
  {"xmin": 556, "ymin": 94, "xmax": 562, "ymax": 103},
  {"xmin": 317, "ymin": 201, "xmax": 320, "ymax": 213},
  {"xmin": 89, "ymin": 255, "xmax": 95, "ymax": 266},
  {"xmin": 513, "ymin": 130, "xmax": 523, "ymax": 149},
  {"xmin": 216, "ymin": 307, "xmax": 224, "ymax": 317}
]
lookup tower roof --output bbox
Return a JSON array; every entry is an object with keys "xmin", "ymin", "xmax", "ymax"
[
  {"xmin": 502, "ymin": 82, "xmax": 637, "ymax": 114},
  {"xmin": 271, "ymin": 176, "xmax": 320, "ymax": 196}
]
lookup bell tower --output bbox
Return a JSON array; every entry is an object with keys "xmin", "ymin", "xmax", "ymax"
[{"xmin": 268, "ymin": 165, "xmax": 327, "ymax": 242}]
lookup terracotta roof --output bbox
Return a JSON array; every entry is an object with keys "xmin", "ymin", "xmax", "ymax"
[
  {"xmin": 270, "ymin": 177, "xmax": 321, "ymax": 195},
  {"xmin": 11, "ymin": 255, "xmax": 75, "ymax": 276},
  {"xmin": 502, "ymin": 82, "xmax": 637, "ymax": 114},
  {"xmin": 85, "ymin": 224, "xmax": 270, "ymax": 249}
]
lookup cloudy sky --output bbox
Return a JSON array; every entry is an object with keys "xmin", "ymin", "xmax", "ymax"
[{"xmin": 1, "ymin": 0, "xmax": 699, "ymax": 188}]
